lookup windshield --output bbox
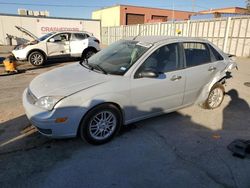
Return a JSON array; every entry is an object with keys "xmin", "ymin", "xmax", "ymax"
[
  {"xmin": 87, "ymin": 40, "xmax": 151, "ymax": 75},
  {"xmin": 38, "ymin": 32, "xmax": 55, "ymax": 41}
]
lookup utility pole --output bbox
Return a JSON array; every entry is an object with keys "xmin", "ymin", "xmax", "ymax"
[
  {"xmin": 172, "ymin": 2, "xmax": 175, "ymax": 21},
  {"xmin": 192, "ymin": 0, "xmax": 195, "ymax": 12}
]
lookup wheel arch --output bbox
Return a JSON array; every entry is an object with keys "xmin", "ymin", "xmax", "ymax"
[
  {"xmin": 77, "ymin": 101, "xmax": 124, "ymax": 136},
  {"xmin": 82, "ymin": 46, "xmax": 98, "ymax": 56},
  {"xmin": 195, "ymin": 72, "xmax": 227, "ymax": 105},
  {"xmin": 27, "ymin": 49, "xmax": 47, "ymax": 60}
]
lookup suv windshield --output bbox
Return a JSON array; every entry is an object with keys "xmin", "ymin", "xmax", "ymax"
[
  {"xmin": 87, "ymin": 40, "xmax": 151, "ymax": 75},
  {"xmin": 38, "ymin": 32, "xmax": 55, "ymax": 41}
]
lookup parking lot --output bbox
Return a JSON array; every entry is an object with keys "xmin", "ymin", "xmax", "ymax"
[{"xmin": 0, "ymin": 55, "xmax": 250, "ymax": 187}]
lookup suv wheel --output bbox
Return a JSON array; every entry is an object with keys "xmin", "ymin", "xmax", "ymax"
[
  {"xmin": 28, "ymin": 51, "xmax": 45, "ymax": 66},
  {"xmin": 203, "ymin": 83, "xmax": 225, "ymax": 109},
  {"xmin": 80, "ymin": 104, "xmax": 122, "ymax": 145}
]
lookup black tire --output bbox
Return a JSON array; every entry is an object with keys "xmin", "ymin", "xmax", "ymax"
[
  {"xmin": 79, "ymin": 103, "xmax": 122, "ymax": 145},
  {"xmin": 81, "ymin": 49, "xmax": 96, "ymax": 59},
  {"xmin": 28, "ymin": 51, "xmax": 45, "ymax": 66},
  {"xmin": 203, "ymin": 83, "xmax": 225, "ymax": 109}
]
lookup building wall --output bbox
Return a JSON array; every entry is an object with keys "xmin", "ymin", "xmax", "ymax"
[
  {"xmin": 200, "ymin": 7, "xmax": 248, "ymax": 14},
  {"xmin": 92, "ymin": 5, "xmax": 193, "ymax": 27},
  {"xmin": 0, "ymin": 14, "xmax": 101, "ymax": 45},
  {"xmin": 120, "ymin": 5, "xmax": 193, "ymax": 25},
  {"xmin": 191, "ymin": 13, "xmax": 247, "ymax": 20},
  {"xmin": 92, "ymin": 6, "xmax": 120, "ymax": 27}
]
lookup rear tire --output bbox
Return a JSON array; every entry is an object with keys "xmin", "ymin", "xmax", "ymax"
[
  {"xmin": 28, "ymin": 51, "xmax": 45, "ymax": 66},
  {"xmin": 203, "ymin": 83, "xmax": 225, "ymax": 109},
  {"xmin": 79, "ymin": 104, "xmax": 122, "ymax": 145}
]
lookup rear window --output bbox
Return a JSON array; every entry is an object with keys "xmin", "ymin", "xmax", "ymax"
[
  {"xmin": 71, "ymin": 33, "xmax": 89, "ymax": 41},
  {"xmin": 209, "ymin": 45, "xmax": 224, "ymax": 61},
  {"xmin": 183, "ymin": 42, "xmax": 211, "ymax": 67}
]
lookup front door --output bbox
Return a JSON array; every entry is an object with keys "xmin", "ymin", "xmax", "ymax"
[
  {"xmin": 130, "ymin": 43, "xmax": 186, "ymax": 121},
  {"xmin": 46, "ymin": 33, "xmax": 70, "ymax": 57}
]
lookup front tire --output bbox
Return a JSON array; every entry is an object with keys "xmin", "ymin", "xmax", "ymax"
[
  {"xmin": 203, "ymin": 83, "xmax": 225, "ymax": 109},
  {"xmin": 80, "ymin": 104, "xmax": 122, "ymax": 145},
  {"xmin": 28, "ymin": 51, "xmax": 45, "ymax": 66}
]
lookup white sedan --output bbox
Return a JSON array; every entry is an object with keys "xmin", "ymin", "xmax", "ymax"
[{"xmin": 23, "ymin": 36, "xmax": 237, "ymax": 144}]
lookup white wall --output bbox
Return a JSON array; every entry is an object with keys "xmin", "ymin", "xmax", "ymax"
[
  {"xmin": 92, "ymin": 6, "xmax": 120, "ymax": 27},
  {"xmin": 0, "ymin": 14, "xmax": 101, "ymax": 45}
]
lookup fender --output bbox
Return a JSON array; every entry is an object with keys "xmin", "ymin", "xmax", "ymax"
[
  {"xmin": 195, "ymin": 71, "xmax": 226, "ymax": 105},
  {"xmin": 79, "ymin": 93, "xmax": 131, "ymax": 123}
]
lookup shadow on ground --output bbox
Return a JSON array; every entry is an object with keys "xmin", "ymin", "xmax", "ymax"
[
  {"xmin": 0, "ymin": 57, "xmax": 79, "ymax": 77},
  {"xmin": 18, "ymin": 57, "xmax": 79, "ymax": 71}
]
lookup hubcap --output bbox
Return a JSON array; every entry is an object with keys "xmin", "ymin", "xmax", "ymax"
[
  {"xmin": 208, "ymin": 88, "xmax": 223, "ymax": 108},
  {"xmin": 31, "ymin": 53, "xmax": 43, "ymax": 65},
  {"xmin": 89, "ymin": 111, "xmax": 117, "ymax": 140}
]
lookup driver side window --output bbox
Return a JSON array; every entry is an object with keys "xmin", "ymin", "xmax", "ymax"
[
  {"xmin": 139, "ymin": 43, "xmax": 180, "ymax": 74},
  {"xmin": 51, "ymin": 33, "xmax": 69, "ymax": 42}
]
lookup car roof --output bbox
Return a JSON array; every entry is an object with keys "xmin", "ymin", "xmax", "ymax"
[
  {"xmin": 55, "ymin": 31, "xmax": 93, "ymax": 35},
  {"xmin": 126, "ymin": 36, "xmax": 209, "ymax": 45}
]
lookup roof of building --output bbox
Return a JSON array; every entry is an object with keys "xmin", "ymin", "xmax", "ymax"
[
  {"xmin": 94, "ymin": 4, "xmax": 194, "ymax": 13},
  {"xmin": 199, "ymin": 7, "xmax": 248, "ymax": 13}
]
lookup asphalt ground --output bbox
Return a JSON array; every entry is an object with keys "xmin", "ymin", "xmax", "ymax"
[{"xmin": 0, "ymin": 55, "xmax": 249, "ymax": 188}]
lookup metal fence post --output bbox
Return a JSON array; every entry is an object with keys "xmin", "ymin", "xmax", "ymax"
[
  {"xmin": 107, "ymin": 26, "xmax": 110, "ymax": 45},
  {"xmin": 137, "ymin": 24, "xmax": 140, "ymax": 36},
  {"xmin": 223, "ymin": 17, "xmax": 232, "ymax": 53},
  {"xmin": 158, "ymin": 22, "xmax": 162, "ymax": 35},
  {"xmin": 121, "ymin": 25, "xmax": 124, "ymax": 39},
  {"xmin": 187, "ymin": 20, "xmax": 191, "ymax": 37}
]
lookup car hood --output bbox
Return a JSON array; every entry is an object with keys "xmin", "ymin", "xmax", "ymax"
[
  {"xmin": 29, "ymin": 63, "xmax": 109, "ymax": 99},
  {"xmin": 15, "ymin": 26, "xmax": 38, "ymax": 41}
]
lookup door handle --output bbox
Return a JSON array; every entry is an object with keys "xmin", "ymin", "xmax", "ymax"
[
  {"xmin": 171, "ymin": 75, "xmax": 182, "ymax": 81},
  {"xmin": 208, "ymin": 66, "xmax": 217, "ymax": 72}
]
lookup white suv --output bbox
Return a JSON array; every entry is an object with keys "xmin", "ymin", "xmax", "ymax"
[{"xmin": 12, "ymin": 26, "xmax": 100, "ymax": 66}]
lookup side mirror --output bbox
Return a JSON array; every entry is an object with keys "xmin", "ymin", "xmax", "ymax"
[
  {"xmin": 139, "ymin": 70, "xmax": 159, "ymax": 78},
  {"xmin": 48, "ymin": 38, "xmax": 55, "ymax": 42}
]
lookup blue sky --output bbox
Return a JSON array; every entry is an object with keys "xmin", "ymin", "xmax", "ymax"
[{"xmin": 0, "ymin": 0, "xmax": 247, "ymax": 18}]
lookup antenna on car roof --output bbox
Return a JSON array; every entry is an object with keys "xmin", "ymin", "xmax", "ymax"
[{"xmin": 132, "ymin": 27, "xmax": 147, "ymax": 40}]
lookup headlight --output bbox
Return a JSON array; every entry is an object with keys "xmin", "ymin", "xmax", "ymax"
[{"xmin": 35, "ymin": 96, "xmax": 64, "ymax": 111}]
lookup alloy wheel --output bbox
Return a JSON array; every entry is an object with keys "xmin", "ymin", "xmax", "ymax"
[
  {"xmin": 89, "ymin": 111, "xmax": 117, "ymax": 140},
  {"xmin": 30, "ymin": 53, "xmax": 43, "ymax": 65},
  {"xmin": 208, "ymin": 88, "xmax": 224, "ymax": 108}
]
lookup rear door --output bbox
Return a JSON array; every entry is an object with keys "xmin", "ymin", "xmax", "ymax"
[
  {"xmin": 70, "ymin": 33, "xmax": 89, "ymax": 57},
  {"xmin": 182, "ymin": 42, "xmax": 223, "ymax": 105}
]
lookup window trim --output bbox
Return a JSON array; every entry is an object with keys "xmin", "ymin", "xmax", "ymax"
[
  {"xmin": 181, "ymin": 42, "xmax": 214, "ymax": 68},
  {"xmin": 134, "ymin": 42, "xmax": 184, "ymax": 78},
  {"xmin": 71, "ymin": 33, "xmax": 88, "ymax": 41},
  {"xmin": 207, "ymin": 44, "xmax": 224, "ymax": 62},
  {"xmin": 49, "ymin": 33, "xmax": 70, "ymax": 42}
]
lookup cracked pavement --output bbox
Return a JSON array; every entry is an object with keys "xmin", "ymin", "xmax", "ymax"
[{"xmin": 0, "ymin": 58, "xmax": 250, "ymax": 188}]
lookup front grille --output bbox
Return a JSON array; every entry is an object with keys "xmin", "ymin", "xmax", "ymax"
[{"xmin": 27, "ymin": 89, "xmax": 37, "ymax": 104}]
